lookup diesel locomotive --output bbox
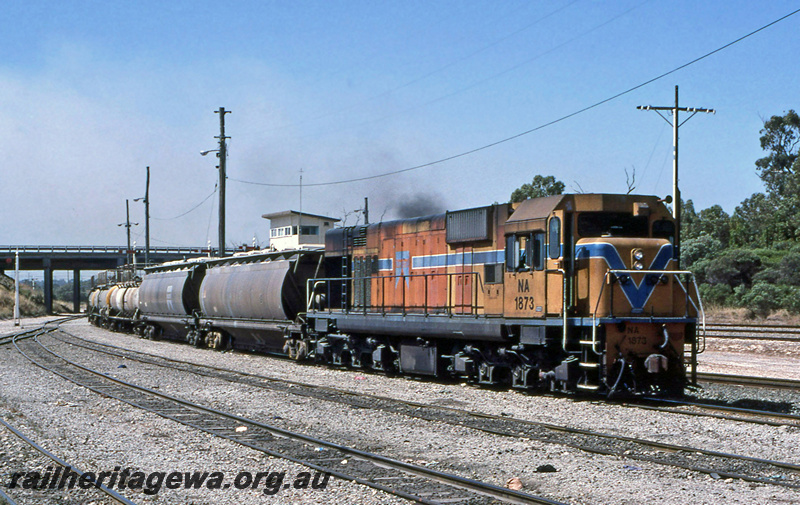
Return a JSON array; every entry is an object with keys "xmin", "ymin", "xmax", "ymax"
[{"xmin": 88, "ymin": 193, "xmax": 705, "ymax": 396}]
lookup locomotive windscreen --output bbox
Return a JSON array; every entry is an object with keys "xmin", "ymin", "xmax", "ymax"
[{"xmin": 577, "ymin": 212, "xmax": 649, "ymax": 238}]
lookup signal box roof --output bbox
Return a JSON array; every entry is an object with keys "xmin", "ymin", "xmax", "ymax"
[{"xmin": 261, "ymin": 210, "xmax": 340, "ymax": 222}]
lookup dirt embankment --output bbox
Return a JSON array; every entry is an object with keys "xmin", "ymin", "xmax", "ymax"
[{"xmin": 0, "ymin": 274, "xmax": 71, "ymax": 318}]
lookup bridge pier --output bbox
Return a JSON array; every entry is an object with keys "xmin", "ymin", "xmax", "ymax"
[
  {"xmin": 73, "ymin": 269, "xmax": 81, "ymax": 313},
  {"xmin": 43, "ymin": 258, "xmax": 53, "ymax": 315}
]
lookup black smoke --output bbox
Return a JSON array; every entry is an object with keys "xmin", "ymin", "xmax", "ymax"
[{"xmin": 393, "ymin": 192, "xmax": 445, "ymax": 218}]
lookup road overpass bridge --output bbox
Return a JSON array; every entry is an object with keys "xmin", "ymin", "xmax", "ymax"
[{"xmin": 0, "ymin": 245, "xmax": 245, "ymax": 314}]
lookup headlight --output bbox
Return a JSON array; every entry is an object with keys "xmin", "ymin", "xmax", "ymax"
[
  {"xmin": 633, "ymin": 249, "xmax": 644, "ymax": 261},
  {"xmin": 633, "ymin": 261, "xmax": 644, "ymax": 270}
]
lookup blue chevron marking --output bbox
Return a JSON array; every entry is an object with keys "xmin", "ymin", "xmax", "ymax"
[{"xmin": 575, "ymin": 242, "xmax": 674, "ymax": 310}]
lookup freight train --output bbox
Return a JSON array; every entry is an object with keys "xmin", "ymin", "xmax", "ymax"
[{"xmin": 88, "ymin": 193, "xmax": 705, "ymax": 396}]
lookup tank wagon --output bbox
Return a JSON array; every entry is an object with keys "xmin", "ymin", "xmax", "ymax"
[
  {"xmin": 135, "ymin": 249, "xmax": 324, "ymax": 352},
  {"xmin": 87, "ymin": 267, "xmax": 141, "ymax": 332},
  {"xmin": 89, "ymin": 193, "xmax": 704, "ymax": 396}
]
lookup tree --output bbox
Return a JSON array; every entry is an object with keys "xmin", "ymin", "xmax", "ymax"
[
  {"xmin": 681, "ymin": 234, "xmax": 723, "ymax": 269},
  {"xmin": 755, "ymin": 110, "xmax": 800, "ymax": 198},
  {"xmin": 735, "ymin": 110, "xmax": 800, "ymax": 246},
  {"xmin": 681, "ymin": 199, "xmax": 700, "ymax": 240},
  {"xmin": 510, "ymin": 175, "xmax": 565, "ymax": 203},
  {"xmin": 696, "ymin": 205, "xmax": 731, "ymax": 247},
  {"xmin": 694, "ymin": 249, "xmax": 761, "ymax": 290},
  {"xmin": 730, "ymin": 192, "xmax": 775, "ymax": 248}
]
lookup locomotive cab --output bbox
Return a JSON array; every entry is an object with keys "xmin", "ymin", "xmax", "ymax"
[{"xmin": 504, "ymin": 194, "xmax": 703, "ymax": 395}]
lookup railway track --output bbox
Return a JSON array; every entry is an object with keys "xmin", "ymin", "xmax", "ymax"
[
  {"xmin": 54, "ymin": 328, "xmax": 800, "ymax": 430},
  {"xmin": 46, "ymin": 326, "xmax": 800, "ymax": 490},
  {"xmin": 705, "ymin": 322, "xmax": 800, "ymax": 342},
  {"xmin": 0, "ymin": 416, "xmax": 137, "ymax": 505},
  {"xmin": 13, "ymin": 328, "xmax": 564, "ymax": 505},
  {"xmin": 696, "ymin": 372, "xmax": 800, "ymax": 390},
  {"xmin": 627, "ymin": 398, "xmax": 800, "ymax": 428},
  {"xmin": 0, "ymin": 315, "xmax": 83, "ymax": 346},
  {"xmin": 0, "ymin": 488, "xmax": 15, "ymax": 505},
  {"xmin": 0, "ymin": 346, "xmax": 136, "ymax": 505}
]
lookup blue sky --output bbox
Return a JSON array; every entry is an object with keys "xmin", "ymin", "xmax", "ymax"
[{"xmin": 2, "ymin": 0, "xmax": 799, "ymax": 249}]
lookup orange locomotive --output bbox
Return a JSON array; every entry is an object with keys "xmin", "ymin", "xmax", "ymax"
[{"xmin": 306, "ymin": 193, "xmax": 704, "ymax": 396}]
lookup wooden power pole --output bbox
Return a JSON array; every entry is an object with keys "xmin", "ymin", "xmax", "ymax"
[
  {"xmin": 215, "ymin": 108, "xmax": 230, "ymax": 257},
  {"xmin": 637, "ymin": 85, "xmax": 714, "ymax": 266}
]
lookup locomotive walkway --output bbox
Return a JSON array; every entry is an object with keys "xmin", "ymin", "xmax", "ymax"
[{"xmin": 0, "ymin": 245, "xmax": 239, "ymax": 314}]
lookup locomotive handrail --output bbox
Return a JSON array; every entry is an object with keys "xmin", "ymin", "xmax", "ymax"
[
  {"xmin": 306, "ymin": 280, "xmax": 327, "ymax": 312},
  {"xmin": 307, "ymin": 271, "xmax": 482, "ymax": 316},
  {"xmin": 673, "ymin": 274, "xmax": 706, "ymax": 354},
  {"xmin": 590, "ymin": 269, "xmax": 706, "ymax": 356},
  {"xmin": 544, "ymin": 268, "xmax": 568, "ymax": 352}
]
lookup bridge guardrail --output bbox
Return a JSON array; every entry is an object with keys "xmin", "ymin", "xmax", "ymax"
[{"xmin": 0, "ymin": 245, "xmax": 241, "ymax": 255}]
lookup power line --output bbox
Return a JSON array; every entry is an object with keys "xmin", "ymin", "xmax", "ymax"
[
  {"xmin": 230, "ymin": 7, "xmax": 800, "ymax": 189},
  {"xmin": 151, "ymin": 185, "xmax": 217, "ymax": 221},
  {"xmin": 291, "ymin": 1, "xmax": 644, "ymax": 143},
  {"xmin": 271, "ymin": 0, "xmax": 581, "ymax": 133}
]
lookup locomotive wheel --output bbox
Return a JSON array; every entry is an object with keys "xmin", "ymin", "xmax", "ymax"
[
  {"xmin": 295, "ymin": 340, "xmax": 309, "ymax": 361},
  {"xmin": 207, "ymin": 331, "xmax": 227, "ymax": 351},
  {"xmin": 284, "ymin": 341, "xmax": 297, "ymax": 360}
]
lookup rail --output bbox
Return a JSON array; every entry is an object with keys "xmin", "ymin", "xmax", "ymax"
[
  {"xmin": 589, "ymin": 269, "xmax": 706, "ymax": 355},
  {"xmin": 695, "ymin": 372, "xmax": 800, "ymax": 390},
  {"xmin": 704, "ymin": 323, "xmax": 800, "ymax": 342},
  {"xmin": 308, "ymin": 271, "xmax": 483, "ymax": 316}
]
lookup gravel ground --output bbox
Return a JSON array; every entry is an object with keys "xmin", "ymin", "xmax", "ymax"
[{"xmin": 1, "ymin": 318, "xmax": 799, "ymax": 504}]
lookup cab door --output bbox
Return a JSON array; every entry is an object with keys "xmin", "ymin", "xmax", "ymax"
[
  {"xmin": 453, "ymin": 246, "xmax": 473, "ymax": 314},
  {"xmin": 504, "ymin": 232, "xmax": 545, "ymax": 318}
]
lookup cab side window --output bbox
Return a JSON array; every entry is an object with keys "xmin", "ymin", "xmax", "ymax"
[
  {"xmin": 518, "ymin": 235, "xmax": 530, "ymax": 270},
  {"xmin": 533, "ymin": 232, "xmax": 545, "ymax": 270},
  {"xmin": 548, "ymin": 217, "xmax": 561, "ymax": 259},
  {"xmin": 505, "ymin": 235, "xmax": 518, "ymax": 272},
  {"xmin": 506, "ymin": 234, "xmax": 530, "ymax": 271},
  {"xmin": 506, "ymin": 233, "xmax": 545, "ymax": 272}
]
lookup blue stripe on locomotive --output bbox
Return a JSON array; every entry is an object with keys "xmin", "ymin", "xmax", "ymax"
[{"xmin": 575, "ymin": 242, "xmax": 673, "ymax": 310}]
